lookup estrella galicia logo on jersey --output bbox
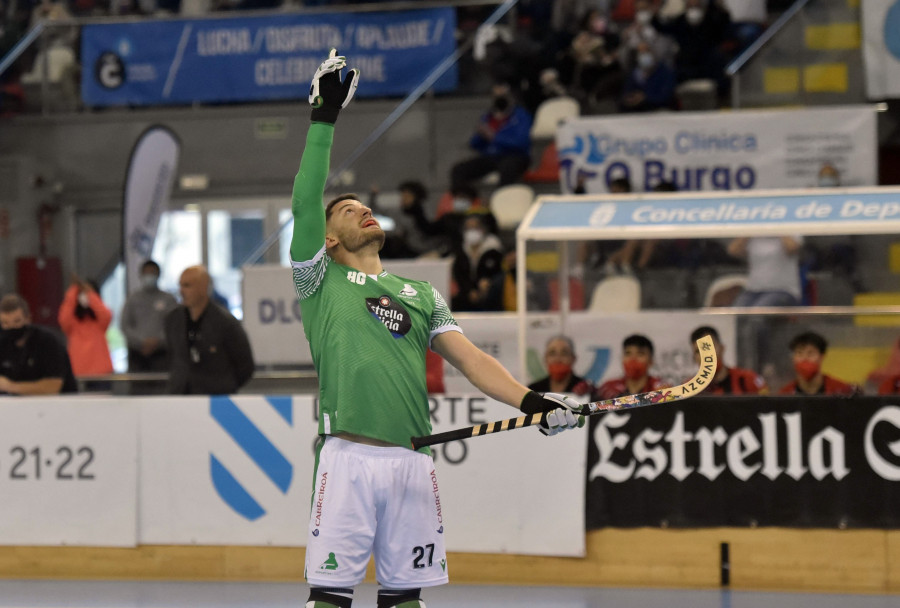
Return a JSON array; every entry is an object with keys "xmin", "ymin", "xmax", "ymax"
[
  {"xmin": 366, "ymin": 296, "xmax": 412, "ymax": 338},
  {"xmin": 209, "ymin": 396, "xmax": 294, "ymax": 521},
  {"xmin": 399, "ymin": 283, "xmax": 418, "ymax": 297}
]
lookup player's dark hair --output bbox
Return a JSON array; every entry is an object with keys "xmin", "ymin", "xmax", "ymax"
[
  {"xmin": 325, "ymin": 193, "xmax": 362, "ymax": 221},
  {"xmin": 623, "ymin": 334, "xmax": 653, "ymax": 355},
  {"xmin": 141, "ymin": 260, "xmax": 161, "ymax": 274},
  {"xmin": 691, "ymin": 325, "xmax": 720, "ymax": 343},
  {"xmin": 0, "ymin": 294, "xmax": 30, "ymax": 317},
  {"xmin": 789, "ymin": 331, "xmax": 828, "ymax": 354}
]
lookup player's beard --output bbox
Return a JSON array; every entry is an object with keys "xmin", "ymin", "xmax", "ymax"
[{"xmin": 341, "ymin": 226, "xmax": 385, "ymax": 253}]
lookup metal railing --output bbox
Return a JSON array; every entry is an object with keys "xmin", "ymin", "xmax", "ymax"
[{"xmin": 725, "ymin": 0, "xmax": 813, "ymax": 108}]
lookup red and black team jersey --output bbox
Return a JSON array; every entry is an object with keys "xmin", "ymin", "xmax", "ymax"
[
  {"xmin": 778, "ymin": 374, "xmax": 858, "ymax": 396},
  {"xmin": 706, "ymin": 367, "xmax": 768, "ymax": 395},
  {"xmin": 594, "ymin": 376, "xmax": 668, "ymax": 400},
  {"xmin": 878, "ymin": 375, "xmax": 900, "ymax": 395}
]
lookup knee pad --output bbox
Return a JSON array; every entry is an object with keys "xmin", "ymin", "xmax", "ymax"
[
  {"xmin": 376, "ymin": 588, "xmax": 425, "ymax": 608},
  {"xmin": 307, "ymin": 586, "xmax": 354, "ymax": 608}
]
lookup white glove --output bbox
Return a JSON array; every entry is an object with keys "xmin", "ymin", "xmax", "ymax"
[{"xmin": 520, "ymin": 391, "xmax": 585, "ymax": 437}]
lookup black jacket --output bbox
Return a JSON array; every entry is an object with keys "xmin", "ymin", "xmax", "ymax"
[{"xmin": 164, "ymin": 303, "xmax": 255, "ymax": 395}]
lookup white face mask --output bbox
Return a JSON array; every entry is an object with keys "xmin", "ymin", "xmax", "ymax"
[
  {"xmin": 637, "ymin": 52, "xmax": 656, "ymax": 69},
  {"xmin": 686, "ymin": 7, "xmax": 704, "ymax": 24},
  {"xmin": 452, "ymin": 198, "xmax": 471, "ymax": 212},
  {"xmin": 77, "ymin": 293, "xmax": 90, "ymax": 307},
  {"xmin": 818, "ymin": 177, "xmax": 839, "ymax": 188},
  {"xmin": 635, "ymin": 9, "xmax": 652, "ymax": 24},
  {"xmin": 140, "ymin": 274, "xmax": 159, "ymax": 290},
  {"xmin": 463, "ymin": 228, "xmax": 485, "ymax": 248}
]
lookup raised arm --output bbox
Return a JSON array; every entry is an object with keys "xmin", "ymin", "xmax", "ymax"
[{"xmin": 289, "ymin": 50, "xmax": 359, "ymax": 263}]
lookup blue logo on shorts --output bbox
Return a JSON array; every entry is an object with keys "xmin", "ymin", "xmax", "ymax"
[{"xmin": 209, "ymin": 396, "xmax": 294, "ymax": 521}]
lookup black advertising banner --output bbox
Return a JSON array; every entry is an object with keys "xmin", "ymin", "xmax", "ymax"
[{"xmin": 586, "ymin": 396, "xmax": 900, "ymax": 529}]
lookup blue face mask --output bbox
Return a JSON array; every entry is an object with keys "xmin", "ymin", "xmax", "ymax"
[{"xmin": 818, "ymin": 177, "xmax": 839, "ymax": 188}]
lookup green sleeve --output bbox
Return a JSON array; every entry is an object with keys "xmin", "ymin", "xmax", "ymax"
[{"xmin": 289, "ymin": 122, "xmax": 334, "ymax": 262}]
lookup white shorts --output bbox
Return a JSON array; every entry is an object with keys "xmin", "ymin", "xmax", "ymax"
[{"xmin": 305, "ymin": 436, "xmax": 449, "ymax": 589}]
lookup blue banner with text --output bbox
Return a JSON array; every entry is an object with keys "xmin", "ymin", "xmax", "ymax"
[{"xmin": 81, "ymin": 7, "xmax": 457, "ymax": 106}]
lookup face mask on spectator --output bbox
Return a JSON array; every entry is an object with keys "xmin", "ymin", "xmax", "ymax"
[
  {"xmin": 794, "ymin": 360, "xmax": 821, "ymax": 381},
  {"xmin": 452, "ymin": 198, "xmax": 471, "ymax": 212},
  {"xmin": 623, "ymin": 358, "xmax": 648, "ymax": 380},
  {"xmin": 635, "ymin": 9, "xmax": 652, "ymax": 24},
  {"xmin": 492, "ymin": 94, "xmax": 510, "ymax": 114},
  {"xmin": 548, "ymin": 362, "xmax": 573, "ymax": 382},
  {"xmin": 686, "ymin": 7, "xmax": 704, "ymax": 25},
  {"xmin": 818, "ymin": 177, "xmax": 839, "ymax": 188},
  {"xmin": 637, "ymin": 52, "xmax": 656, "ymax": 69},
  {"xmin": 2, "ymin": 326, "xmax": 28, "ymax": 343},
  {"xmin": 463, "ymin": 228, "xmax": 485, "ymax": 248},
  {"xmin": 141, "ymin": 274, "xmax": 159, "ymax": 290}
]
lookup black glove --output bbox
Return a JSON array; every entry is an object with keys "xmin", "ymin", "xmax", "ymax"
[{"xmin": 308, "ymin": 48, "xmax": 360, "ymax": 124}]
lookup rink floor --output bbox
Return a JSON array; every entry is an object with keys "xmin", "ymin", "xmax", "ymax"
[{"xmin": 0, "ymin": 580, "xmax": 899, "ymax": 608}]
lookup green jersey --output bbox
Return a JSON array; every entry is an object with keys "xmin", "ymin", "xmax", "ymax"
[{"xmin": 289, "ymin": 123, "xmax": 460, "ymax": 450}]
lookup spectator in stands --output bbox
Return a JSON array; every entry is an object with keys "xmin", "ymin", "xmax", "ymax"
[
  {"xmin": 817, "ymin": 162, "xmax": 841, "ymax": 188},
  {"xmin": 57, "ymin": 276, "xmax": 113, "ymax": 376},
  {"xmin": 121, "ymin": 260, "xmax": 178, "ymax": 373},
  {"xmin": 722, "ymin": 0, "xmax": 767, "ymax": 52},
  {"xmin": 779, "ymin": 331, "xmax": 858, "ymax": 396},
  {"xmin": 373, "ymin": 180, "xmax": 447, "ymax": 259},
  {"xmin": 619, "ymin": 41, "xmax": 677, "ymax": 112},
  {"xmin": 529, "ymin": 335, "xmax": 592, "ymax": 396},
  {"xmin": 594, "ymin": 334, "xmax": 668, "ymax": 400},
  {"xmin": 165, "ymin": 265, "xmax": 254, "ymax": 395},
  {"xmin": 436, "ymin": 184, "xmax": 483, "ymax": 219},
  {"xmin": 449, "ymin": 82, "xmax": 533, "ymax": 191},
  {"xmin": 0, "ymin": 293, "xmax": 77, "ymax": 394},
  {"xmin": 604, "ymin": 176, "xmax": 668, "ymax": 275},
  {"xmin": 620, "ymin": 0, "xmax": 677, "ymax": 72},
  {"xmin": 451, "ymin": 211, "xmax": 505, "ymax": 312},
  {"xmin": 690, "ymin": 325, "xmax": 767, "ymax": 394},
  {"xmin": 558, "ymin": 8, "xmax": 625, "ymax": 112},
  {"xmin": 651, "ymin": 0, "xmax": 733, "ymax": 94},
  {"xmin": 728, "ymin": 236, "xmax": 803, "ymax": 306}
]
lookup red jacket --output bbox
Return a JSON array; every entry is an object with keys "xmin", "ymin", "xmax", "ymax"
[
  {"xmin": 778, "ymin": 374, "xmax": 858, "ymax": 396},
  {"xmin": 705, "ymin": 367, "xmax": 769, "ymax": 395},
  {"xmin": 594, "ymin": 376, "xmax": 668, "ymax": 400},
  {"xmin": 58, "ymin": 285, "xmax": 113, "ymax": 376}
]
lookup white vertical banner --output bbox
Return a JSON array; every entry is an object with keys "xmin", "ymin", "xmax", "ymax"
[
  {"xmin": 0, "ymin": 399, "xmax": 138, "ymax": 546},
  {"xmin": 862, "ymin": 0, "xmax": 900, "ymax": 99},
  {"xmin": 122, "ymin": 126, "xmax": 180, "ymax": 294}
]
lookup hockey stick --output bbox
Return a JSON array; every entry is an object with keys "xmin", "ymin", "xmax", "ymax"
[{"xmin": 411, "ymin": 335, "xmax": 716, "ymax": 450}]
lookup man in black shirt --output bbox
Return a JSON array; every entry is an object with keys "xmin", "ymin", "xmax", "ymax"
[
  {"xmin": 165, "ymin": 266, "xmax": 254, "ymax": 395},
  {"xmin": 0, "ymin": 294, "xmax": 77, "ymax": 395}
]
